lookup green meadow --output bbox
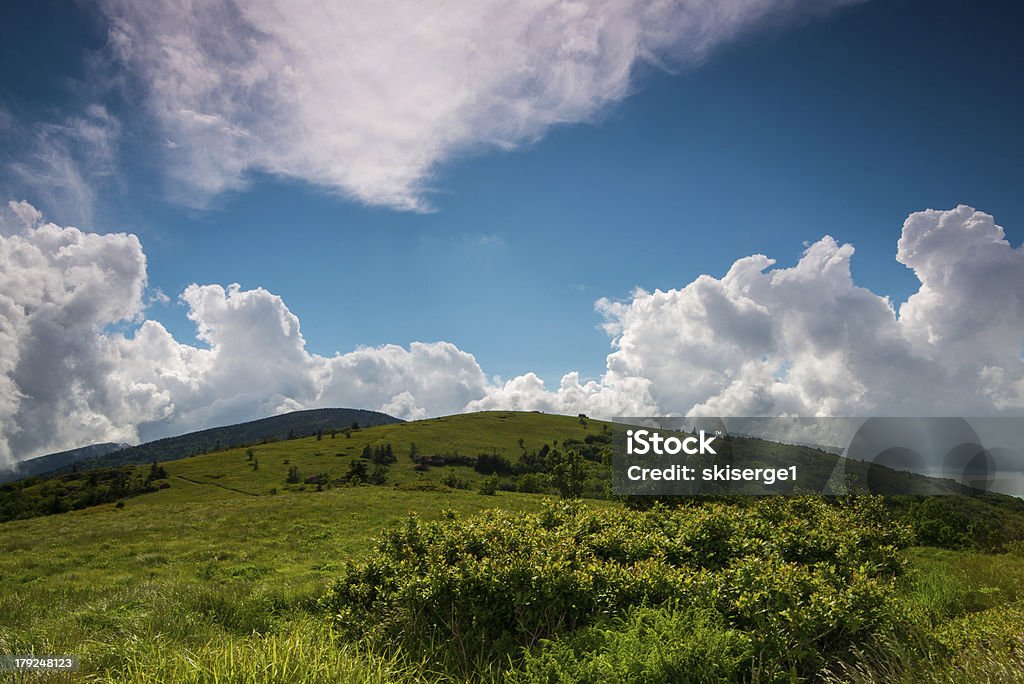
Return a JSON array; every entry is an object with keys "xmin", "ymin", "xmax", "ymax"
[{"xmin": 2, "ymin": 412, "xmax": 1024, "ymax": 682}]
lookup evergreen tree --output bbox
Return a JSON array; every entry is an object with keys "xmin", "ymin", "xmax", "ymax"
[{"xmin": 344, "ymin": 460, "xmax": 368, "ymax": 484}]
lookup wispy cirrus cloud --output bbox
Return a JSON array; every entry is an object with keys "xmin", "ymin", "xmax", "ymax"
[{"xmin": 2, "ymin": 104, "xmax": 120, "ymax": 226}]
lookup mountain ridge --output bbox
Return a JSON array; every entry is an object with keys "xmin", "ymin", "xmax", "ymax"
[{"xmin": 4, "ymin": 408, "xmax": 402, "ymax": 483}]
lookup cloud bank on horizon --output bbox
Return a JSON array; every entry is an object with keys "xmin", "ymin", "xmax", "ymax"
[
  {"xmin": 97, "ymin": 0, "xmax": 861, "ymax": 210},
  {"xmin": 1, "ymin": 201, "xmax": 1022, "ymax": 465}
]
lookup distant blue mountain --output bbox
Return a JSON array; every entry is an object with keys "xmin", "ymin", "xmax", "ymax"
[{"xmin": 0, "ymin": 442, "xmax": 130, "ymax": 484}]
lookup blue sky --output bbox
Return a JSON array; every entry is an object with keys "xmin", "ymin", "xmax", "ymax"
[
  {"xmin": 2, "ymin": 0, "xmax": 1022, "ymax": 384},
  {"xmin": 1, "ymin": 0, "xmax": 1023, "ymax": 459},
  {"xmin": 176, "ymin": 0, "xmax": 1022, "ymax": 382}
]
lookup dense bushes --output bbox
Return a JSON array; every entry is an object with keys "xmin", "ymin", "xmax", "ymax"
[
  {"xmin": 322, "ymin": 497, "xmax": 914, "ymax": 680},
  {"xmin": 899, "ymin": 496, "xmax": 1024, "ymax": 551},
  {"xmin": 475, "ymin": 453, "xmax": 514, "ymax": 475},
  {"xmin": 0, "ymin": 465, "xmax": 170, "ymax": 522}
]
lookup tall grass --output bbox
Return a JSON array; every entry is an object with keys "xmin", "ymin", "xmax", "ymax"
[
  {"xmin": 822, "ymin": 636, "xmax": 1024, "ymax": 684},
  {"xmin": 902, "ymin": 548, "xmax": 1024, "ymax": 620},
  {"xmin": 91, "ymin": 618, "xmax": 443, "ymax": 684}
]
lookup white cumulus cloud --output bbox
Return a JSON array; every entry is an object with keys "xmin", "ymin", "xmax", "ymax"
[
  {"xmin": 476, "ymin": 205, "xmax": 1024, "ymax": 418},
  {"xmin": 0, "ymin": 200, "xmax": 148, "ymax": 466},
  {"xmin": 98, "ymin": 0, "xmax": 860, "ymax": 210},
  {"xmin": 1, "ymin": 202, "xmax": 1023, "ymax": 466},
  {"xmin": 0, "ymin": 202, "xmax": 494, "ymax": 464}
]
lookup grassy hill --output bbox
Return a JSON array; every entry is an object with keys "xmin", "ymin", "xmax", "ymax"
[
  {"xmin": 0, "ymin": 411, "xmax": 611, "ymax": 523},
  {"xmin": 3, "ymin": 411, "xmax": 1024, "ymax": 682},
  {"xmin": 6, "ymin": 410, "xmax": 1024, "ymax": 536},
  {"xmin": 155, "ymin": 410, "xmax": 611, "ymax": 494}
]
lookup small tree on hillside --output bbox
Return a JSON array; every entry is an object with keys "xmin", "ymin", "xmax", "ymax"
[
  {"xmin": 550, "ymin": 449, "xmax": 585, "ymax": 499},
  {"xmin": 369, "ymin": 465, "xmax": 389, "ymax": 485},
  {"xmin": 344, "ymin": 460, "xmax": 368, "ymax": 484},
  {"xmin": 148, "ymin": 462, "xmax": 168, "ymax": 480},
  {"xmin": 372, "ymin": 444, "xmax": 396, "ymax": 464}
]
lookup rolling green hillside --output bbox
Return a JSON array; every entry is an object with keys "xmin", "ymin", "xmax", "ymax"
[
  {"xmin": 3, "ymin": 411, "xmax": 1024, "ymax": 682},
  {"xmin": 6, "ymin": 410, "xmax": 1024, "ymax": 542},
  {"xmin": 154, "ymin": 410, "xmax": 612, "ymax": 493}
]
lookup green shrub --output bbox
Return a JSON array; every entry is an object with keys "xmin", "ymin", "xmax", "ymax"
[
  {"xmin": 936, "ymin": 600, "xmax": 1024, "ymax": 654},
  {"xmin": 516, "ymin": 473, "xmax": 549, "ymax": 494},
  {"xmin": 441, "ymin": 469, "xmax": 469, "ymax": 490},
  {"xmin": 478, "ymin": 475, "xmax": 499, "ymax": 496},
  {"xmin": 901, "ymin": 496, "xmax": 1021, "ymax": 552},
  {"xmin": 322, "ymin": 497, "xmax": 912, "ymax": 679}
]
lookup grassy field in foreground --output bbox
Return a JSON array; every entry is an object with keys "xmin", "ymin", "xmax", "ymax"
[{"xmin": 0, "ymin": 479, "xmax": 554, "ymax": 681}]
